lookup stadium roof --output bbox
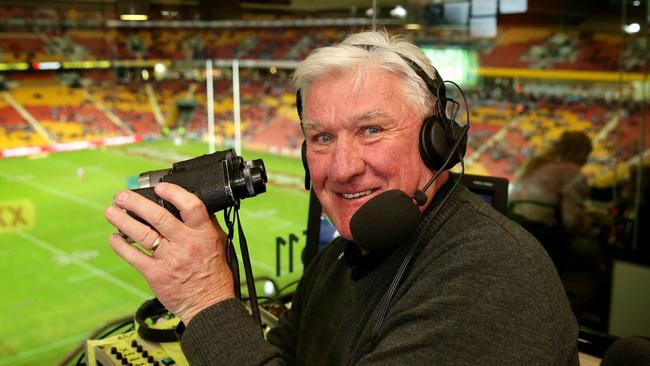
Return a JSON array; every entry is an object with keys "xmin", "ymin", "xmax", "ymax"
[{"xmin": 0, "ymin": 0, "xmax": 644, "ymax": 33}]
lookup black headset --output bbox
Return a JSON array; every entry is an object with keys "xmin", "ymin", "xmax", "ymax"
[
  {"xmin": 135, "ymin": 297, "xmax": 178, "ymax": 343},
  {"xmin": 297, "ymin": 43, "xmax": 468, "ymax": 191}
]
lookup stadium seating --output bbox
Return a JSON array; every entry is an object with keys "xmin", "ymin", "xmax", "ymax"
[
  {"xmin": 0, "ymin": 17, "xmax": 645, "ymax": 186},
  {"xmin": 1, "ymin": 24, "xmax": 642, "ymax": 72}
]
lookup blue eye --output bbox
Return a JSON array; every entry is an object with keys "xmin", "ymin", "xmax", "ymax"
[
  {"xmin": 315, "ymin": 134, "xmax": 333, "ymax": 144},
  {"xmin": 364, "ymin": 126, "xmax": 381, "ymax": 135}
]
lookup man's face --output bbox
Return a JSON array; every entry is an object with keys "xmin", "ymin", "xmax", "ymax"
[{"xmin": 302, "ymin": 67, "xmax": 433, "ymax": 240}]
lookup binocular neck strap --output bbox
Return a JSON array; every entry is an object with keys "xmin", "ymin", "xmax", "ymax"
[{"xmin": 224, "ymin": 206, "xmax": 263, "ymax": 334}]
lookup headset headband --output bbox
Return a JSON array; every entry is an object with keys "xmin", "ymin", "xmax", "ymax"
[{"xmin": 351, "ymin": 43, "xmax": 447, "ymax": 117}]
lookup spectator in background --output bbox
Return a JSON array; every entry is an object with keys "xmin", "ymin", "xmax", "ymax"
[
  {"xmin": 509, "ymin": 130, "xmax": 593, "ymax": 273},
  {"xmin": 617, "ymin": 164, "xmax": 650, "ymax": 255}
]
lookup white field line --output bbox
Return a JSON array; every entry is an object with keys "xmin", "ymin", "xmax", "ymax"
[
  {"xmin": 1, "ymin": 174, "xmax": 105, "ymax": 211},
  {"xmin": 67, "ymin": 264, "xmax": 127, "ymax": 283},
  {"xmin": 0, "ymin": 332, "xmax": 88, "ymax": 366},
  {"xmin": 3, "ymin": 180, "xmax": 281, "ymax": 288},
  {"xmin": 1, "ymin": 170, "xmax": 303, "ymax": 276},
  {"xmin": 5, "ymin": 171, "xmax": 299, "ymax": 232},
  {"xmin": 15, "ymin": 231, "xmax": 151, "ymax": 299}
]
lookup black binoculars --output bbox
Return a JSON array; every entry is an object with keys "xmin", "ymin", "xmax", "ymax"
[{"xmin": 131, "ymin": 149, "xmax": 267, "ymax": 220}]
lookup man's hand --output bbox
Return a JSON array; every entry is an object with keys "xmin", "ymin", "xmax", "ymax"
[{"xmin": 104, "ymin": 182, "xmax": 235, "ymax": 324}]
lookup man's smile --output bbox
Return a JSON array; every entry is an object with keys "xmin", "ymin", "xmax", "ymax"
[{"xmin": 340, "ymin": 189, "xmax": 377, "ymax": 199}]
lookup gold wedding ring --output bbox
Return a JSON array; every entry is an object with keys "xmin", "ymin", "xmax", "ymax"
[{"xmin": 151, "ymin": 236, "xmax": 162, "ymax": 251}]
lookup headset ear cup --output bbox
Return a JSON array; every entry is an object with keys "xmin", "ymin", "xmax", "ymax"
[
  {"xmin": 301, "ymin": 140, "xmax": 311, "ymax": 190},
  {"xmin": 419, "ymin": 116, "xmax": 449, "ymax": 171},
  {"xmin": 419, "ymin": 116, "xmax": 468, "ymax": 171}
]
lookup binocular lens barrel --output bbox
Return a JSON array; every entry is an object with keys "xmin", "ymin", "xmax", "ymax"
[{"xmin": 130, "ymin": 149, "xmax": 267, "ymax": 221}]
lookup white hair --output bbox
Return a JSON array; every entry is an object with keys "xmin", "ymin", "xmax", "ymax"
[{"xmin": 292, "ymin": 30, "xmax": 440, "ymax": 119}]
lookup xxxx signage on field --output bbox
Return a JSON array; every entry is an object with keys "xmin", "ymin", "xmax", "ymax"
[{"xmin": 0, "ymin": 199, "xmax": 35, "ymax": 233}]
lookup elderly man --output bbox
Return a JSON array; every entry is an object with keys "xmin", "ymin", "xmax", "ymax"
[{"xmin": 105, "ymin": 30, "xmax": 578, "ymax": 365}]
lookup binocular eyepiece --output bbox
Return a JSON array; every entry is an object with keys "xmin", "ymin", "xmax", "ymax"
[{"xmin": 131, "ymin": 149, "xmax": 267, "ymax": 220}]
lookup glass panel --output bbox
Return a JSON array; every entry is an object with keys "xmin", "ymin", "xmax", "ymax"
[{"xmin": 0, "ymin": 2, "xmax": 648, "ymax": 364}]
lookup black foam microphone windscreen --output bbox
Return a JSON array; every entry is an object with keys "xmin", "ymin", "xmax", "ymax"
[
  {"xmin": 601, "ymin": 336, "xmax": 650, "ymax": 366},
  {"xmin": 350, "ymin": 190, "xmax": 421, "ymax": 252}
]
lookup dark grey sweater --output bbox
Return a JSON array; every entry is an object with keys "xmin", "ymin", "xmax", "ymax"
[{"xmin": 180, "ymin": 185, "xmax": 579, "ymax": 365}]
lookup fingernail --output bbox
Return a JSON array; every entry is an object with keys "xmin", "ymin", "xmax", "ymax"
[
  {"xmin": 115, "ymin": 191, "xmax": 128, "ymax": 203},
  {"xmin": 106, "ymin": 206, "xmax": 118, "ymax": 217}
]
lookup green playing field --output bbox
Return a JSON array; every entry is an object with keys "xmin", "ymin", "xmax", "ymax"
[{"xmin": 0, "ymin": 139, "xmax": 309, "ymax": 365}]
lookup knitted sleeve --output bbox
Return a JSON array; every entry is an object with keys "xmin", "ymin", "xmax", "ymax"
[
  {"xmin": 178, "ymin": 239, "xmax": 332, "ymax": 365},
  {"xmin": 179, "ymin": 298, "xmax": 288, "ymax": 365}
]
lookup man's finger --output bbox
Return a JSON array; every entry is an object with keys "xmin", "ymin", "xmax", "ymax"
[
  {"xmin": 154, "ymin": 183, "xmax": 214, "ymax": 229},
  {"xmin": 105, "ymin": 205, "xmax": 162, "ymax": 251},
  {"xmin": 108, "ymin": 232, "xmax": 155, "ymax": 274},
  {"xmin": 112, "ymin": 189, "xmax": 184, "ymax": 240}
]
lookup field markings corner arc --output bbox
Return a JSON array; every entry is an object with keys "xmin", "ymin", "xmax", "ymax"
[{"xmin": 14, "ymin": 231, "xmax": 151, "ymax": 300}]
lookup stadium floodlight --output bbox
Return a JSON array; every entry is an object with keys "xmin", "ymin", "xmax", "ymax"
[
  {"xmin": 118, "ymin": 0, "xmax": 149, "ymax": 21},
  {"xmin": 120, "ymin": 14, "xmax": 148, "ymax": 21},
  {"xmin": 623, "ymin": 23, "xmax": 641, "ymax": 34},
  {"xmin": 161, "ymin": 10, "xmax": 179, "ymax": 17},
  {"xmin": 390, "ymin": 5, "xmax": 407, "ymax": 19},
  {"xmin": 32, "ymin": 61, "xmax": 61, "ymax": 70},
  {"xmin": 154, "ymin": 62, "xmax": 167, "ymax": 73},
  {"xmin": 366, "ymin": 7, "xmax": 375, "ymax": 17},
  {"xmin": 0, "ymin": 62, "xmax": 29, "ymax": 71},
  {"xmin": 153, "ymin": 62, "xmax": 167, "ymax": 81}
]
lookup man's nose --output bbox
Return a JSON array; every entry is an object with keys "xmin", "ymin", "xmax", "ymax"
[{"xmin": 328, "ymin": 140, "xmax": 365, "ymax": 183}]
